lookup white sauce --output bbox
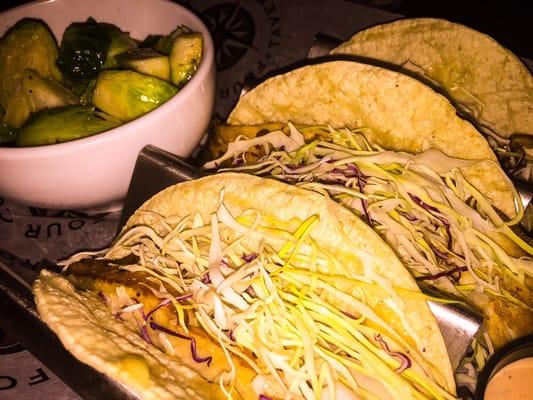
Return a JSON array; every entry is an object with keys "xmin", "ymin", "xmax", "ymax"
[{"xmin": 485, "ymin": 357, "xmax": 533, "ymax": 400}]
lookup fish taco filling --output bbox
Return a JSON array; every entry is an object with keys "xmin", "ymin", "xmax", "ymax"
[
  {"xmin": 204, "ymin": 123, "xmax": 533, "ymax": 386},
  {"xmin": 35, "ymin": 174, "xmax": 455, "ymax": 400}
]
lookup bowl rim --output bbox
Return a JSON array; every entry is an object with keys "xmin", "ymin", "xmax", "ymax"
[{"xmin": 0, "ymin": 0, "xmax": 215, "ymax": 159}]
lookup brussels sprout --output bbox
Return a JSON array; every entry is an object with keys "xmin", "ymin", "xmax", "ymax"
[
  {"xmin": 79, "ymin": 79, "xmax": 97, "ymax": 105},
  {"xmin": 116, "ymin": 48, "xmax": 170, "ymax": 81},
  {"xmin": 138, "ymin": 34, "xmax": 163, "ymax": 50},
  {"xmin": 3, "ymin": 84, "xmax": 31, "ymax": 129},
  {"xmin": 0, "ymin": 19, "xmax": 62, "ymax": 109},
  {"xmin": 17, "ymin": 105, "xmax": 120, "ymax": 146},
  {"xmin": 57, "ymin": 19, "xmax": 136, "ymax": 81},
  {"xmin": 147, "ymin": 26, "xmax": 189, "ymax": 55},
  {"xmin": 22, "ymin": 69, "xmax": 78, "ymax": 111},
  {"xmin": 57, "ymin": 20, "xmax": 111, "ymax": 82},
  {"xmin": 92, "ymin": 70, "xmax": 177, "ymax": 121},
  {"xmin": 3, "ymin": 69, "xmax": 79, "ymax": 128},
  {"xmin": 0, "ymin": 123, "xmax": 18, "ymax": 145},
  {"xmin": 101, "ymin": 23, "xmax": 137, "ymax": 69},
  {"xmin": 169, "ymin": 33, "xmax": 203, "ymax": 88}
]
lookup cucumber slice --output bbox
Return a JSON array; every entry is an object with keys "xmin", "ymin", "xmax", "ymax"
[
  {"xmin": 116, "ymin": 48, "xmax": 170, "ymax": 81},
  {"xmin": 169, "ymin": 33, "xmax": 203, "ymax": 87}
]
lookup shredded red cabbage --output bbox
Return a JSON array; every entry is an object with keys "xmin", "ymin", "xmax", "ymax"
[
  {"xmin": 287, "ymin": 161, "xmax": 305, "ymax": 169},
  {"xmin": 132, "ymin": 298, "xmax": 146, "ymax": 319},
  {"xmin": 245, "ymin": 286, "xmax": 257, "ymax": 297},
  {"xmin": 415, "ymin": 266, "xmax": 468, "ymax": 283},
  {"xmin": 223, "ymin": 328, "xmax": 236, "ymax": 341},
  {"xmin": 149, "ymin": 322, "xmax": 212, "ymax": 366},
  {"xmin": 97, "ymin": 291, "xmax": 108, "ymax": 304},
  {"xmin": 144, "ymin": 294, "xmax": 193, "ymax": 321},
  {"xmin": 144, "ymin": 299, "xmax": 171, "ymax": 321},
  {"xmin": 330, "ymin": 167, "xmax": 348, "ymax": 176},
  {"xmin": 403, "ymin": 213, "xmax": 418, "ymax": 222},
  {"xmin": 349, "ymin": 163, "xmax": 372, "ymax": 226},
  {"xmin": 129, "ymin": 299, "xmax": 151, "ymax": 344},
  {"xmin": 259, "ymin": 395, "xmax": 272, "ymax": 400},
  {"xmin": 319, "ymin": 173, "xmax": 346, "ymax": 185},
  {"xmin": 374, "ymin": 334, "xmax": 411, "ymax": 373},
  {"xmin": 176, "ymin": 293, "xmax": 193, "ymax": 302},
  {"xmin": 140, "ymin": 324, "xmax": 152, "ymax": 344},
  {"xmin": 201, "ymin": 273, "xmax": 211, "ymax": 284},
  {"xmin": 341, "ymin": 310, "xmax": 358, "ymax": 320},
  {"xmin": 408, "ymin": 193, "xmax": 452, "ymax": 249},
  {"xmin": 241, "ymin": 253, "xmax": 258, "ymax": 263},
  {"xmin": 233, "ymin": 156, "xmax": 245, "ymax": 166},
  {"xmin": 347, "ymin": 163, "xmax": 369, "ymax": 183},
  {"xmin": 429, "ymin": 243, "xmax": 448, "ymax": 262}
]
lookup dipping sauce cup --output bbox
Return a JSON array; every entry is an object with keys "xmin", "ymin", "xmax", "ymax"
[{"xmin": 475, "ymin": 335, "xmax": 533, "ymax": 400}]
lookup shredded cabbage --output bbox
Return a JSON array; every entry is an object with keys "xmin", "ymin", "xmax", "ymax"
[
  {"xmin": 61, "ymin": 191, "xmax": 455, "ymax": 400},
  {"xmin": 207, "ymin": 125, "xmax": 532, "ymax": 307},
  {"xmin": 204, "ymin": 123, "xmax": 533, "ymax": 394}
]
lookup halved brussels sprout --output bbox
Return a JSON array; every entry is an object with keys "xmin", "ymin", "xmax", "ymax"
[
  {"xmin": 92, "ymin": 70, "xmax": 177, "ymax": 121},
  {"xmin": 22, "ymin": 69, "xmax": 78, "ymax": 111},
  {"xmin": 115, "ymin": 48, "xmax": 170, "ymax": 81},
  {"xmin": 79, "ymin": 79, "xmax": 97, "ymax": 105},
  {"xmin": 101, "ymin": 23, "xmax": 137, "ymax": 69},
  {"xmin": 140, "ymin": 26, "xmax": 189, "ymax": 55},
  {"xmin": 169, "ymin": 33, "xmax": 203, "ymax": 87},
  {"xmin": 0, "ymin": 123, "xmax": 18, "ymax": 145},
  {"xmin": 3, "ymin": 83, "xmax": 31, "ymax": 129},
  {"xmin": 17, "ymin": 105, "xmax": 120, "ymax": 146},
  {"xmin": 57, "ymin": 20, "xmax": 110, "ymax": 82},
  {"xmin": 0, "ymin": 19, "xmax": 62, "ymax": 109},
  {"xmin": 57, "ymin": 19, "xmax": 136, "ymax": 82},
  {"xmin": 3, "ymin": 69, "xmax": 78, "ymax": 128}
]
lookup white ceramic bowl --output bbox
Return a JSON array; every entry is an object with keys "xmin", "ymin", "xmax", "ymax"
[{"xmin": 0, "ymin": 0, "xmax": 215, "ymax": 210}]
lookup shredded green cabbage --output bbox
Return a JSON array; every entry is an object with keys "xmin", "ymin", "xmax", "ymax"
[
  {"xmin": 62, "ymin": 196, "xmax": 455, "ymax": 400},
  {"xmin": 204, "ymin": 124, "xmax": 533, "ymax": 394},
  {"xmin": 206, "ymin": 125, "xmax": 533, "ymax": 309}
]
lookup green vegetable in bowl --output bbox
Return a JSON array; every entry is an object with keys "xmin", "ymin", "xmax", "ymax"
[
  {"xmin": 56, "ymin": 20, "xmax": 110, "ymax": 82},
  {"xmin": 1, "ymin": 16, "xmax": 203, "ymax": 147},
  {"xmin": 57, "ymin": 19, "xmax": 136, "ymax": 82},
  {"xmin": 0, "ymin": 19, "xmax": 63, "ymax": 110},
  {"xmin": 140, "ymin": 26, "xmax": 189, "ymax": 55},
  {"xmin": 21, "ymin": 70, "xmax": 78, "ymax": 108},
  {"xmin": 4, "ymin": 69, "xmax": 78, "ymax": 128},
  {"xmin": 0, "ymin": 123, "xmax": 18, "ymax": 145},
  {"xmin": 115, "ymin": 48, "xmax": 170, "ymax": 81},
  {"xmin": 3, "ymin": 82, "xmax": 31, "ymax": 129},
  {"xmin": 169, "ymin": 33, "xmax": 203, "ymax": 87},
  {"xmin": 92, "ymin": 70, "xmax": 177, "ymax": 121},
  {"xmin": 101, "ymin": 23, "xmax": 138, "ymax": 69},
  {"xmin": 17, "ymin": 105, "xmax": 120, "ymax": 146},
  {"xmin": 79, "ymin": 79, "xmax": 97, "ymax": 105}
]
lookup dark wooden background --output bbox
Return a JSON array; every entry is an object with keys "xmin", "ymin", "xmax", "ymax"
[{"xmin": 1, "ymin": 0, "xmax": 531, "ymax": 60}]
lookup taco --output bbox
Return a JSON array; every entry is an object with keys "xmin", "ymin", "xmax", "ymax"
[
  {"xmin": 218, "ymin": 60, "xmax": 518, "ymax": 222},
  {"xmin": 202, "ymin": 61, "xmax": 533, "ymax": 351},
  {"xmin": 330, "ymin": 18, "xmax": 533, "ymax": 181},
  {"xmin": 34, "ymin": 173, "xmax": 456, "ymax": 399}
]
